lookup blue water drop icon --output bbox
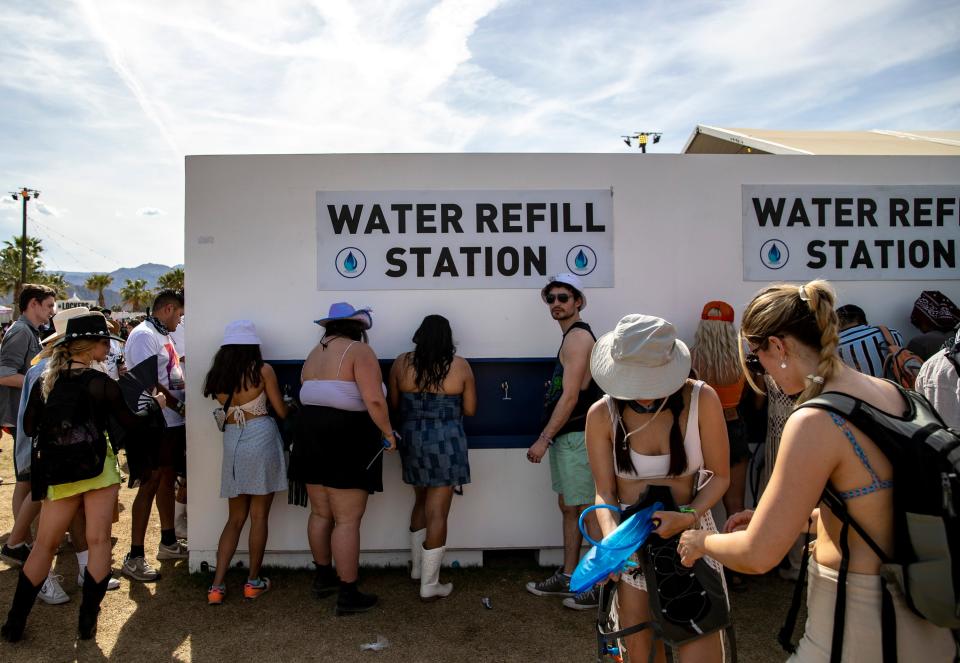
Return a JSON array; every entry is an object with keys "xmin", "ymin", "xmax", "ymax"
[
  {"xmin": 344, "ymin": 251, "xmax": 358, "ymax": 272},
  {"xmin": 574, "ymin": 250, "xmax": 588, "ymax": 269},
  {"xmin": 767, "ymin": 244, "xmax": 781, "ymax": 264}
]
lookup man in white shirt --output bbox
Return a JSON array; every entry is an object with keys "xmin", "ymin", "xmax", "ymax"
[
  {"xmin": 121, "ymin": 289, "xmax": 187, "ymax": 581},
  {"xmin": 915, "ymin": 327, "xmax": 960, "ymax": 429}
]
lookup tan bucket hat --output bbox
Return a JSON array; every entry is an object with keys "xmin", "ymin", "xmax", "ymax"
[{"xmin": 590, "ymin": 314, "xmax": 691, "ymax": 400}]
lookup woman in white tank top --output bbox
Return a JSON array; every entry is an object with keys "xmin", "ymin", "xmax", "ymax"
[{"xmin": 587, "ymin": 315, "xmax": 730, "ymax": 662}]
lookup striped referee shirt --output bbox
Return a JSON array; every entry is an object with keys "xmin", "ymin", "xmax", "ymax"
[{"xmin": 837, "ymin": 324, "xmax": 905, "ymax": 378}]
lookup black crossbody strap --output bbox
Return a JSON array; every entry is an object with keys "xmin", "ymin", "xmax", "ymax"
[
  {"xmin": 595, "ymin": 581, "xmax": 661, "ymax": 663},
  {"xmin": 217, "ymin": 393, "xmax": 234, "ymax": 432},
  {"xmin": 778, "ymin": 518, "xmax": 813, "ymax": 653},
  {"xmin": 822, "ymin": 488, "xmax": 892, "ymax": 564},
  {"xmin": 880, "ymin": 578, "xmax": 898, "ymax": 663},
  {"xmin": 829, "ymin": 517, "xmax": 851, "ymax": 663}
]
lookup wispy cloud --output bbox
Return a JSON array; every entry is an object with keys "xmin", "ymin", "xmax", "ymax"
[
  {"xmin": 0, "ymin": 0, "xmax": 956, "ymax": 271},
  {"xmin": 34, "ymin": 202, "xmax": 62, "ymax": 217}
]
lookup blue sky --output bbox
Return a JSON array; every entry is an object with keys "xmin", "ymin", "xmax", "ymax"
[{"xmin": 1, "ymin": 0, "xmax": 957, "ymax": 272}]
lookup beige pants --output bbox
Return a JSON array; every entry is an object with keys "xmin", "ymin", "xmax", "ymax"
[{"xmin": 791, "ymin": 560, "xmax": 955, "ymax": 662}]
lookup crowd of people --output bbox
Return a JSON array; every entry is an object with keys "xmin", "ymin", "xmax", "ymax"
[
  {"xmin": 1, "ymin": 275, "xmax": 959, "ymax": 661},
  {"xmin": 0, "ymin": 286, "xmax": 186, "ymax": 642}
]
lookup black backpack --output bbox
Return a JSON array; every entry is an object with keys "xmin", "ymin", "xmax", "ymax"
[
  {"xmin": 779, "ymin": 383, "xmax": 960, "ymax": 663},
  {"xmin": 34, "ymin": 372, "xmax": 107, "ymax": 487}
]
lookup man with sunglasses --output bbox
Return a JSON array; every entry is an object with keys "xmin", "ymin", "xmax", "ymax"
[{"xmin": 525, "ymin": 273, "xmax": 603, "ymax": 610}]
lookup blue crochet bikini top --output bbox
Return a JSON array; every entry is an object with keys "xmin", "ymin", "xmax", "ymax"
[{"xmin": 827, "ymin": 412, "xmax": 894, "ymax": 500}]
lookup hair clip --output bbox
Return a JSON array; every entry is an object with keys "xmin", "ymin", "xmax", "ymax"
[
  {"xmin": 798, "ymin": 285, "xmax": 811, "ymax": 302},
  {"xmin": 806, "ymin": 374, "xmax": 825, "ymax": 384}
]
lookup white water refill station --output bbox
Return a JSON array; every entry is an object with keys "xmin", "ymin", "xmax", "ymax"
[{"xmin": 184, "ymin": 153, "xmax": 959, "ymax": 570}]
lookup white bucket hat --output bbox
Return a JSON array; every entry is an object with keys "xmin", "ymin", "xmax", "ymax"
[
  {"xmin": 541, "ymin": 273, "xmax": 587, "ymax": 311},
  {"xmin": 222, "ymin": 320, "xmax": 261, "ymax": 346},
  {"xmin": 41, "ymin": 306, "xmax": 91, "ymax": 346},
  {"xmin": 590, "ymin": 314, "xmax": 691, "ymax": 400}
]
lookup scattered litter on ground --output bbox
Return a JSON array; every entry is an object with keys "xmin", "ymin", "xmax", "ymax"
[
  {"xmin": 481, "ymin": 597, "xmax": 493, "ymax": 609},
  {"xmin": 360, "ymin": 635, "xmax": 390, "ymax": 652}
]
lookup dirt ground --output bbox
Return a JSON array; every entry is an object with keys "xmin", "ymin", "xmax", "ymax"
[{"xmin": 0, "ymin": 435, "xmax": 796, "ymax": 662}]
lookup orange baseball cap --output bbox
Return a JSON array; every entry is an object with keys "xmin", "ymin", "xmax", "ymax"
[{"xmin": 701, "ymin": 301, "xmax": 735, "ymax": 322}]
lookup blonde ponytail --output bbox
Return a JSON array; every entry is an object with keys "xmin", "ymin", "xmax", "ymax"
[{"xmin": 796, "ymin": 280, "xmax": 842, "ymax": 403}]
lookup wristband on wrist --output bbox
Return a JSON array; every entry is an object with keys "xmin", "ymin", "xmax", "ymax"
[
  {"xmin": 538, "ymin": 433, "xmax": 553, "ymax": 447},
  {"xmin": 680, "ymin": 506, "xmax": 700, "ymax": 529}
]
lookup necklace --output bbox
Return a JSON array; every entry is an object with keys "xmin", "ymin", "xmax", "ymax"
[
  {"xmin": 619, "ymin": 397, "xmax": 669, "ymax": 449},
  {"xmin": 627, "ymin": 399, "xmax": 664, "ymax": 415},
  {"xmin": 319, "ymin": 335, "xmax": 343, "ymax": 351}
]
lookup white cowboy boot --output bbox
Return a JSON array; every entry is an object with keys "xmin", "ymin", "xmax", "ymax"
[
  {"xmin": 419, "ymin": 545, "xmax": 452, "ymax": 601},
  {"xmin": 410, "ymin": 529, "xmax": 426, "ymax": 580}
]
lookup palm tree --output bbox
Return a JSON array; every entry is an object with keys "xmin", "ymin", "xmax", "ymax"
[
  {"xmin": 40, "ymin": 272, "xmax": 69, "ymax": 299},
  {"xmin": 120, "ymin": 278, "xmax": 150, "ymax": 312},
  {"xmin": 85, "ymin": 273, "xmax": 113, "ymax": 307},
  {"xmin": 0, "ymin": 236, "xmax": 48, "ymax": 314},
  {"xmin": 156, "ymin": 267, "xmax": 184, "ymax": 292}
]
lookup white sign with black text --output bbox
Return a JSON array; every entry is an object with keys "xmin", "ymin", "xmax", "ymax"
[
  {"xmin": 743, "ymin": 185, "xmax": 960, "ymax": 281},
  {"xmin": 316, "ymin": 189, "xmax": 614, "ymax": 290}
]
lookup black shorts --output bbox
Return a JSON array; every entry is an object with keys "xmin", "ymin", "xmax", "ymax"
[
  {"xmin": 145, "ymin": 425, "xmax": 186, "ymax": 477},
  {"xmin": 288, "ymin": 406, "xmax": 382, "ymax": 493},
  {"xmin": 726, "ymin": 418, "xmax": 750, "ymax": 465}
]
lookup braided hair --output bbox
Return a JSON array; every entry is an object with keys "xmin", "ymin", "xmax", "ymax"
[{"xmin": 739, "ymin": 279, "xmax": 842, "ymax": 404}]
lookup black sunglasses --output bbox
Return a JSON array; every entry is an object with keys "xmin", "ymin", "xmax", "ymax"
[
  {"xmin": 545, "ymin": 293, "xmax": 571, "ymax": 304},
  {"xmin": 744, "ymin": 352, "xmax": 765, "ymax": 375}
]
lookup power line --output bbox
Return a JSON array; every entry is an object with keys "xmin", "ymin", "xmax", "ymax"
[{"xmin": 27, "ymin": 214, "xmax": 123, "ymax": 267}]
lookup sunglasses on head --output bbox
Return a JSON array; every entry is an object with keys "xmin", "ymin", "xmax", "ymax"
[{"xmin": 545, "ymin": 293, "xmax": 572, "ymax": 304}]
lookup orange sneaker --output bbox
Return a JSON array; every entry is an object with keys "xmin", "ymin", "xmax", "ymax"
[
  {"xmin": 243, "ymin": 577, "xmax": 271, "ymax": 600},
  {"xmin": 207, "ymin": 584, "xmax": 226, "ymax": 606}
]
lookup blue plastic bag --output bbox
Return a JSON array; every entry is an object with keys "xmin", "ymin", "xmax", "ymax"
[{"xmin": 570, "ymin": 501, "xmax": 662, "ymax": 594}]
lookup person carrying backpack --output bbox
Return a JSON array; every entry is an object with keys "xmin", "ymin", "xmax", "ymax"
[{"xmin": 678, "ymin": 280, "xmax": 956, "ymax": 662}]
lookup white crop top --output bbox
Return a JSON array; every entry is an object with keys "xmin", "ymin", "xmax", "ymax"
[
  {"xmin": 606, "ymin": 381, "xmax": 707, "ymax": 481},
  {"xmin": 227, "ymin": 391, "xmax": 269, "ymax": 428},
  {"xmin": 300, "ymin": 341, "xmax": 385, "ymax": 412}
]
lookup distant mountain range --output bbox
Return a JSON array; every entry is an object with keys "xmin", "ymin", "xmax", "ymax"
[{"xmin": 54, "ymin": 263, "xmax": 183, "ymax": 309}]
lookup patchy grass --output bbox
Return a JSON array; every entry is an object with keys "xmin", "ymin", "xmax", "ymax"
[{"xmin": 0, "ymin": 434, "xmax": 794, "ymax": 662}]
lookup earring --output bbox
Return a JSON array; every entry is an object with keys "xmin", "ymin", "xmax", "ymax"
[{"xmin": 780, "ymin": 361, "xmax": 787, "ymax": 369}]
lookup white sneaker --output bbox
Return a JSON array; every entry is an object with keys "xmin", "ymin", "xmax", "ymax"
[
  {"xmin": 39, "ymin": 575, "xmax": 70, "ymax": 605},
  {"xmin": 121, "ymin": 555, "xmax": 160, "ymax": 582},
  {"xmin": 78, "ymin": 571, "xmax": 121, "ymax": 591},
  {"xmin": 157, "ymin": 540, "xmax": 189, "ymax": 560}
]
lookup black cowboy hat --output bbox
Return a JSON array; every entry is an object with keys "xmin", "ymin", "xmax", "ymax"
[{"xmin": 52, "ymin": 312, "xmax": 125, "ymax": 347}]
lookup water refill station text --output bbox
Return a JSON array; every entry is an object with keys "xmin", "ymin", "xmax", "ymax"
[{"xmin": 185, "ymin": 154, "xmax": 960, "ymax": 570}]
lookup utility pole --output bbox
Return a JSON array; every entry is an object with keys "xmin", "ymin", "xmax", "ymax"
[
  {"xmin": 9, "ymin": 187, "xmax": 40, "ymax": 316},
  {"xmin": 621, "ymin": 132, "xmax": 663, "ymax": 153}
]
